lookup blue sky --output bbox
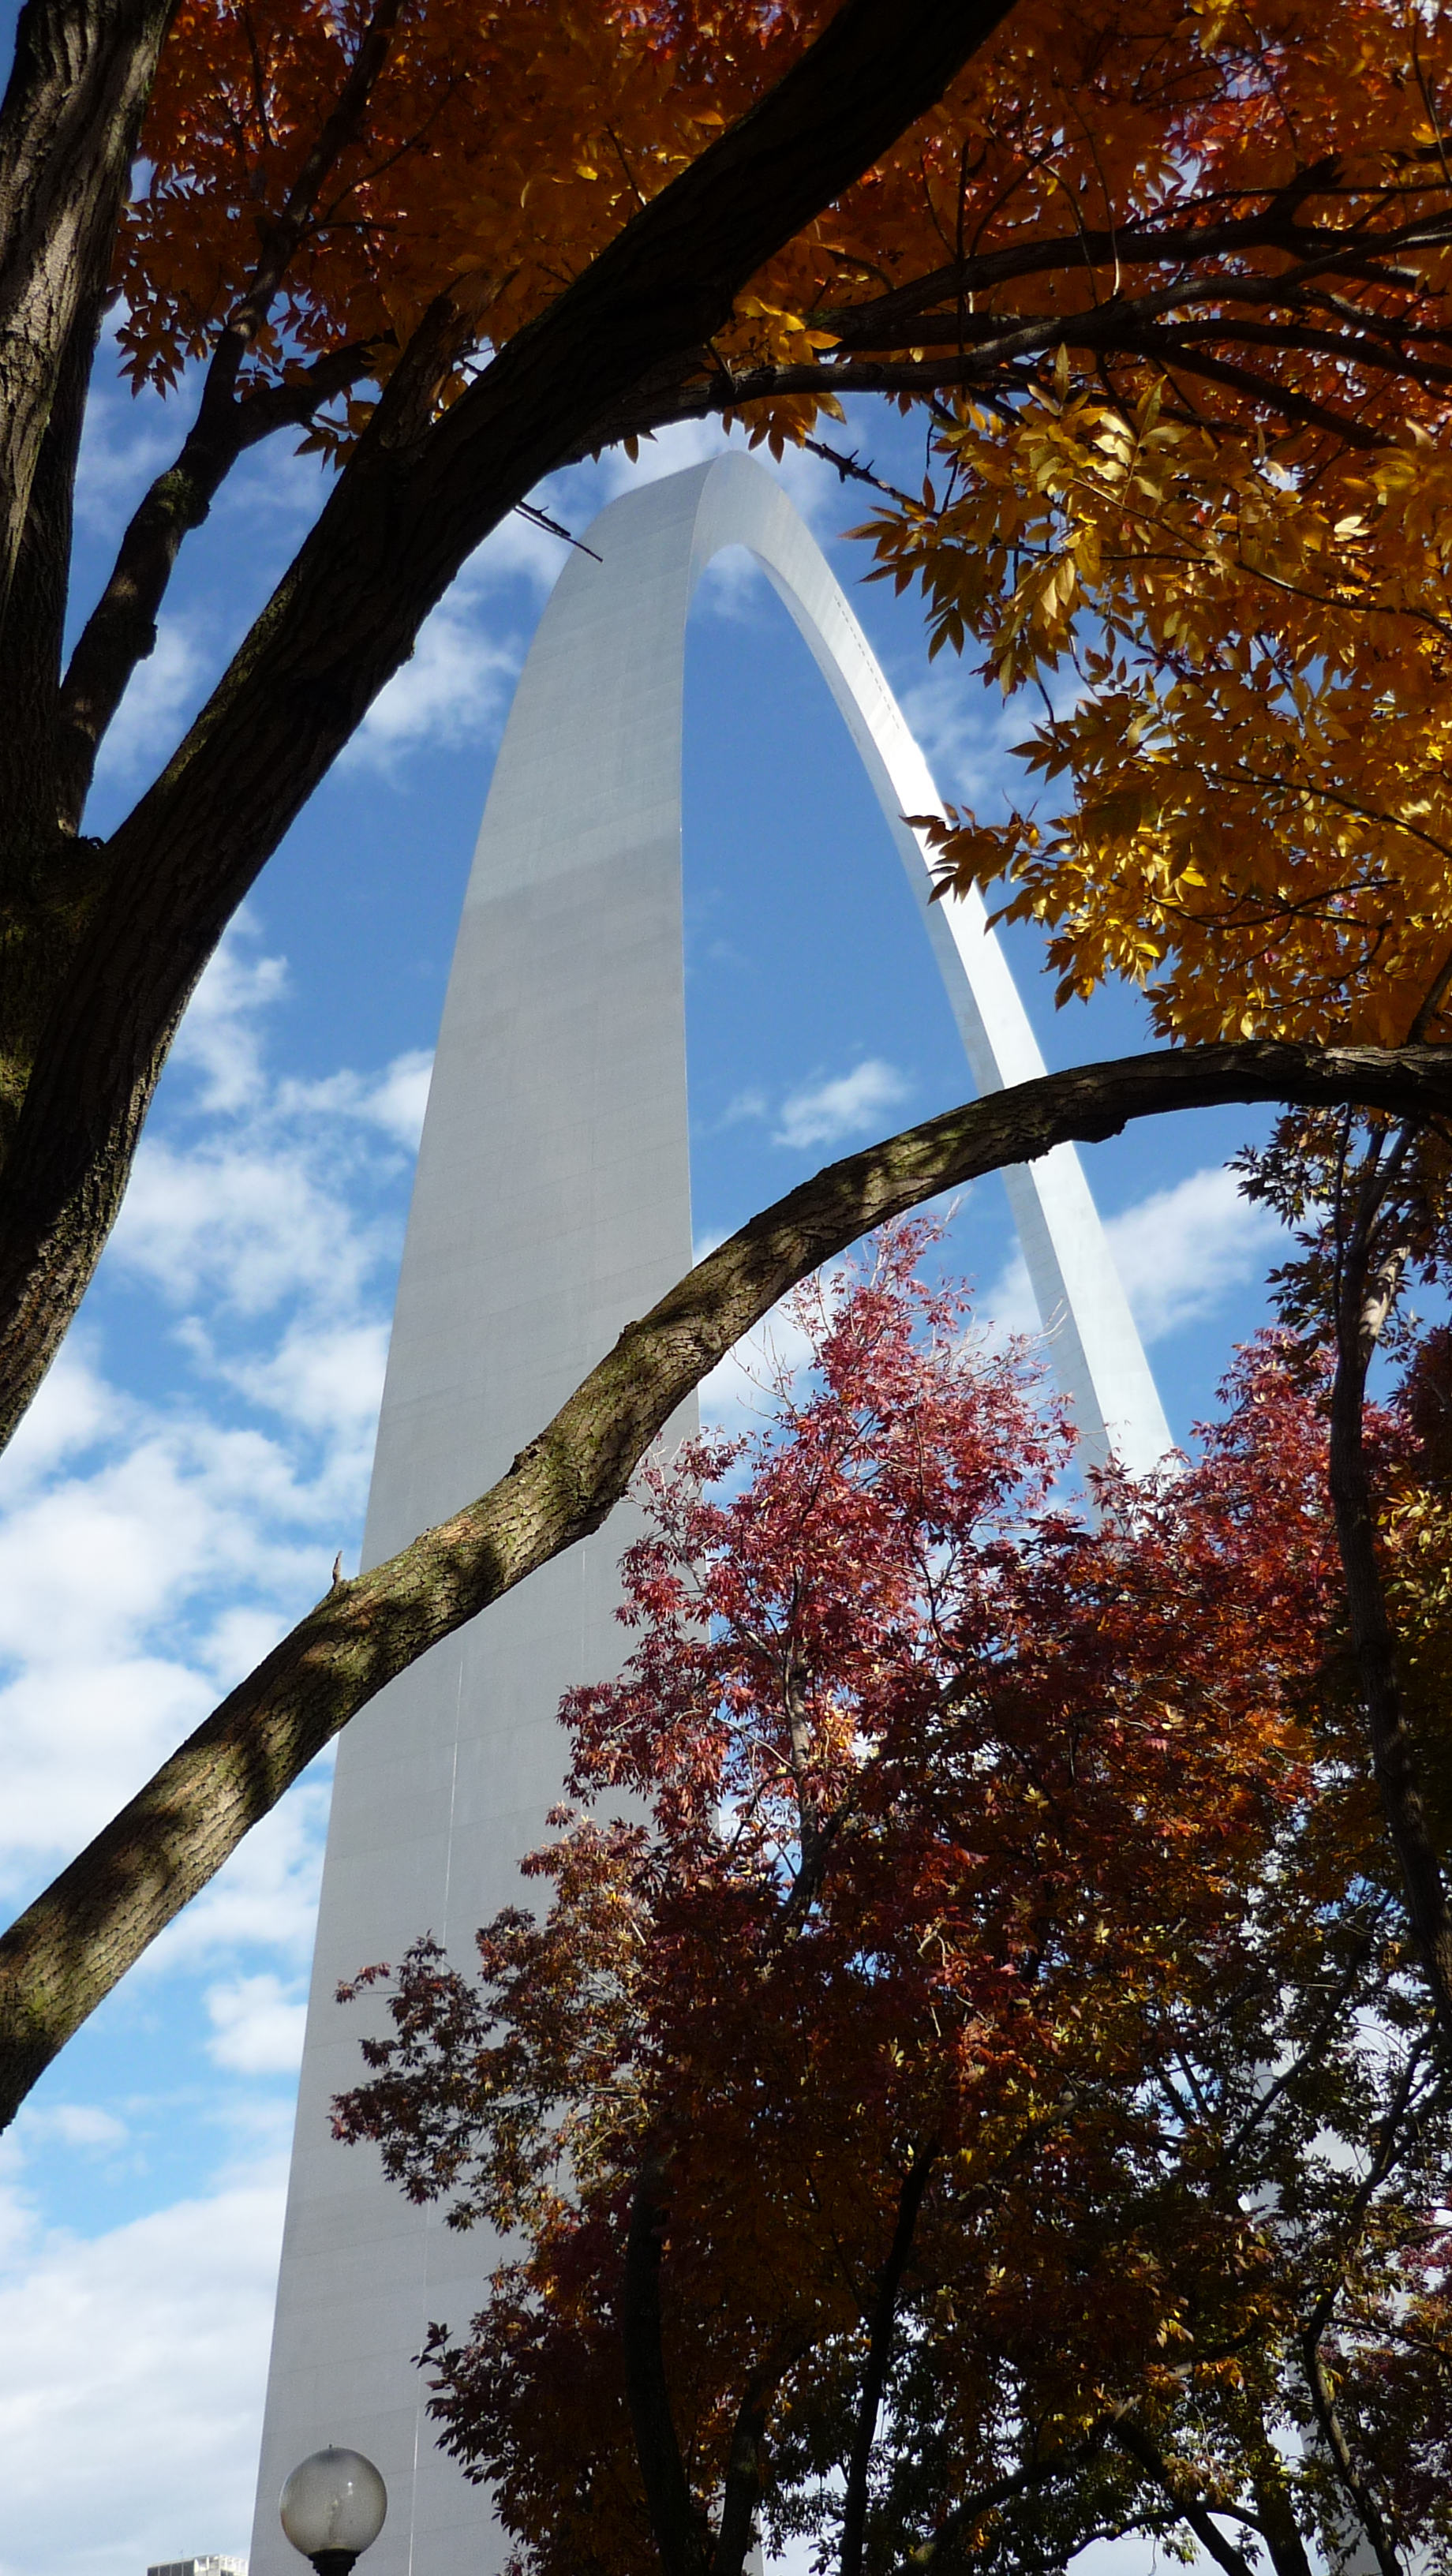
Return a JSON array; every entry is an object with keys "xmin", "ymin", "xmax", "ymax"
[{"xmin": 0, "ymin": 256, "xmax": 1293, "ymax": 2573}]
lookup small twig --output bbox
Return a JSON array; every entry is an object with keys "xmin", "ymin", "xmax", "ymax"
[
  {"xmin": 512, "ymin": 501, "xmax": 602, "ymax": 562},
  {"xmin": 1406, "ymin": 938, "xmax": 1452, "ymax": 1044},
  {"xmin": 800, "ymin": 436, "xmax": 915, "ymax": 509}
]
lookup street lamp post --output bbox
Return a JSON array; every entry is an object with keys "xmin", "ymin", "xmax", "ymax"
[{"xmin": 279, "ymin": 2447, "xmax": 388, "ymax": 2576}]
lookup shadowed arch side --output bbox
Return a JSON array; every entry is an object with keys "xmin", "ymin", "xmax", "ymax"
[{"xmin": 250, "ymin": 455, "xmax": 1169, "ymax": 2576}]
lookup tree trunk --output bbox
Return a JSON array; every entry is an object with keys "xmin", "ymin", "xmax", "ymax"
[
  {"xmin": 1328, "ymin": 1162, "xmax": 1452, "ymax": 2043},
  {"xmin": 0, "ymin": 0, "xmax": 175, "ymax": 623},
  {"xmin": 623, "ymin": 2155, "xmax": 711, "ymax": 2576},
  {"xmin": 840, "ymin": 2141, "xmax": 936, "ymax": 2576}
]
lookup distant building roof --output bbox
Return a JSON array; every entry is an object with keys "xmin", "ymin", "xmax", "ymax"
[{"xmin": 148, "ymin": 2559, "xmax": 248, "ymax": 2576}]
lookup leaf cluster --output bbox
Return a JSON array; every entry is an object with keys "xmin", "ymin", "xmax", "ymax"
[{"xmin": 333, "ymin": 1228, "xmax": 1451, "ymax": 2576}]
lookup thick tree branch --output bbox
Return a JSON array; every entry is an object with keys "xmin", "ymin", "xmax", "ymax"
[
  {"xmin": 711, "ymin": 2326, "xmax": 818, "ymax": 2576},
  {"xmin": 908, "ymin": 2426, "xmax": 1116, "ymax": 2571},
  {"xmin": 1327, "ymin": 1133, "xmax": 1452, "ymax": 2043},
  {"xmin": 840, "ymin": 2138, "xmax": 937, "ymax": 2576},
  {"xmin": 817, "ymin": 197, "xmax": 1452, "ymax": 345},
  {"xmin": 569, "ymin": 208, "xmax": 1452, "ymax": 460},
  {"xmin": 0, "ymin": 0, "xmax": 1020, "ymax": 1460},
  {"xmin": 2, "ymin": 1038, "xmax": 1452, "ymax": 2124},
  {"xmin": 53, "ymin": 0, "xmax": 407, "ymax": 824},
  {"xmin": 1246, "ymin": 2468, "xmax": 1316, "ymax": 2576},
  {"xmin": 0, "ymin": 0, "xmax": 176, "ymax": 627},
  {"xmin": 1111, "ymin": 2422, "xmax": 1256, "ymax": 2576},
  {"xmin": 623, "ymin": 2153, "xmax": 710, "ymax": 2576},
  {"xmin": 0, "ymin": 263, "xmax": 102, "ymax": 861},
  {"xmin": 0, "ymin": 269, "xmax": 113, "ymax": 1146},
  {"xmin": 567, "ymin": 335, "xmax": 1386, "ymax": 462},
  {"xmin": 54, "ymin": 336, "xmax": 382, "ymax": 829}
]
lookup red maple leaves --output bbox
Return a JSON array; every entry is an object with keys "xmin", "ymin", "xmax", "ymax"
[{"xmin": 335, "ymin": 1227, "xmax": 1450, "ymax": 2576}]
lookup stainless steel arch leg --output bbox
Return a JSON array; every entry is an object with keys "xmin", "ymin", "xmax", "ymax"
[{"xmin": 250, "ymin": 455, "xmax": 1169, "ymax": 2576}]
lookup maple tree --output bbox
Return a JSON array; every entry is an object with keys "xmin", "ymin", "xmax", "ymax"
[
  {"xmin": 334, "ymin": 1235, "xmax": 1452, "ymax": 2576},
  {"xmin": 4, "ymin": 0, "xmax": 1452, "ymax": 2119}
]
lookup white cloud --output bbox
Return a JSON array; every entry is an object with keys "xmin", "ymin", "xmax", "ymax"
[
  {"xmin": 346, "ymin": 573, "xmax": 522, "ymax": 768},
  {"xmin": 91, "ymin": 616, "xmax": 208, "ymax": 784},
  {"xmin": 18, "ymin": 2105, "xmax": 129, "ymax": 2155},
  {"xmin": 773, "ymin": 1057, "xmax": 910, "ymax": 1151},
  {"xmin": 114, "ymin": 1135, "xmax": 383, "ymax": 1316},
  {"xmin": 205, "ymin": 1973, "xmax": 309, "ymax": 2074},
  {"xmin": 171, "ymin": 934, "xmax": 289, "ymax": 1113},
  {"xmin": 986, "ymin": 1163, "xmax": 1282, "ymax": 1350},
  {"xmin": 0, "ymin": 1387, "xmax": 371, "ymax": 1889},
  {"xmin": 0, "ymin": 1395, "xmax": 358, "ymax": 1892},
  {"xmin": 698, "ymin": 1294, "xmax": 821, "ymax": 1435},
  {"xmin": 0, "ymin": 2156, "xmax": 285, "ymax": 2576},
  {"xmin": 1106, "ymin": 1164, "xmax": 1282, "ymax": 1343},
  {"xmin": 371, "ymin": 1046, "xmax": 435, "ymax": 1145},
  {"xmin": 696, "ymin": 1260, "xmax": 858, "ymax": 1437},
  {"xmin": 0, "ymin": 1339, "xmax": 119, "ymax": 1493},
  {"xmin": 0, "ymin": 928, "xmax": 408, "ymax": 2564},
  {"xmin": 277, "ymin": 1046, "xmax": 434, "ymax": 1151},
  {"xmin": 229, "ymin": 1317, "xmax": 390, "ymax": 1438},
  {"xmin": 73, "ymin": 357, "xmax": 192, "ymax": 533},
  {"xmin": 0, "ymin": 929, "xmax": 410, "ymax": 1908},
  {"xmin": 895, "ymin": 663, "xmax": 1029, "ymax": 806},
  {"xmin": 720, "ymin": 1087, "xmax": 769, "ymax": 1128}
]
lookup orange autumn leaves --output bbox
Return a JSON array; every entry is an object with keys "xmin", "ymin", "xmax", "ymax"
[
  {"xmin": 114, "ymin": 0, "xmax": 844, "ymax": 444},
  {"xmin": 118, "ymin": 0, "xmax": 1452, "ymax": 1054}
]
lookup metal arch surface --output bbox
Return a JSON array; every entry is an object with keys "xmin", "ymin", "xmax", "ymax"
[
  {"xmin": 250, "ymin": 455, "xmax": 1169, "ymax": 2576},
  {"xmin": 677, "ymin": 453, "xmax": 1170, "ymax": 1475}
]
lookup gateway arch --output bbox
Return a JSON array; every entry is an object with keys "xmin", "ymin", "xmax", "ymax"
[{"xmin": 250, "ymin": 454, "xmax": 1171, "ymax": 2576}]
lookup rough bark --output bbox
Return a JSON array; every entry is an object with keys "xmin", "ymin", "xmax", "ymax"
[
  {"xmin": 1327, "ymin": 1144, "xmax": 1452, "ymax": 2044},
  {"xmin": 840, "ymin": 2141, "xmax": 937, "ymax": 2576},
  {"xmin": 0, "ymin": 0, "xmax": 1019, "ymax": 1462},
  {"xmin": 0, "ymin": 0, "xmax": 176, "ymax": 623},
  {"xmin": 623, "ymin": 2155, "xmax": 711, "ymax": 2576},
  {"xmin": 1246, "ymin": 2472, "xmax": 1317, "ymax": 2576},
  {"xmin": 53, "ymin": 0, "xmax": 408, "ymax": 829},
  {"xmin": 51, "ymin": 341, "xmax": 380, "ymax": 833},
  {"xmin": 710, "ymin": 2383, "xmax": 769, "ymax": 2576},
  {"xmin": 2, "ymin": 1037, "xmax": 1451, "ymax": 2126}
]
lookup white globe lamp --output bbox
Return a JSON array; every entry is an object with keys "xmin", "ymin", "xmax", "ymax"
[{"xmin": 279, "ymin": 2445, "xmax": 387, "ymax": 2576}]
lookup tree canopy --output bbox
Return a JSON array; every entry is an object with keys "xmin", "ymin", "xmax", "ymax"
[
  {"xmin": 335, "ymin": 1236, "xmax": 1452, "ymax": 2576},
  {"xmin": 3, "ymin": 0, "xmax": 1452, "ymax": 2128},
  {"xmin": 9, "ymin": 0, "xmax": 1452, "ymax": 1437}
]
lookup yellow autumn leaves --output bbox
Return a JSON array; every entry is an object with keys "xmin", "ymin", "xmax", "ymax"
[{"xmin": 862, "ymin": 387, "xmax": 1452, "ymax": 1047}]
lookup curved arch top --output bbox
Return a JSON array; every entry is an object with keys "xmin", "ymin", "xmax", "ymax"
[
  {"xmin": 252, "ymin": 456, "xmax": 1169, "ymax": 2576},
  {"xmin": 461, "ymin": 450, "xmax": 1169, "ymax": 1483}
]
